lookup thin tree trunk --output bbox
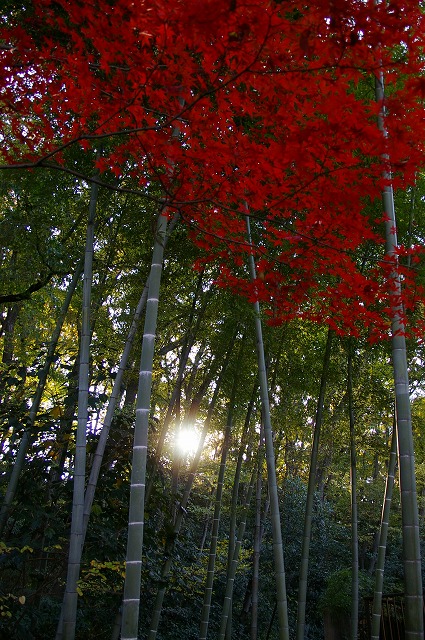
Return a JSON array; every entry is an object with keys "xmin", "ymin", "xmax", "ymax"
[
  {"xmin": 1, "ymin": 301, "xmax": 20, "ymax": 366},
  {"xmin": 171, "ymin": 397, "xmax": 182, "ymax": 519},
  {"xmin": 166, "ymin": 361, "xmax": 219, "ymax": 517},
  {"xmin": 146, "ymin": 329, "xmax": 237, "ymax": 640},
  {"xmin": 375, "ymin": 71, "xmax": 423, "ymax": 640},
  {"xmin": 146, "ymin": 390, "xmax": 224, "ymax": 640},
  {"xmin": 251, "ymin": 423, "xmax": 265, "ymax": 640},
  {"xmin": 370, "ymin": 422, "xmax": 398, "ymax": 640},
  {"xmin": 58, "ymin": 178, "xmax": 98, "ymax": 640},
  {"xmin": 199, "ymin": 419, "xmax": 232, "ymax": 640},
  {"xmin": 296, "ymin": 329, "xmax": 333, "ymax": 640},
  {"xmin": 121, "ymin": 209, "xmax": 168, "ymax": 640},
  {"xmin": 246, "ymin": 214, "xmax": 289, "ymax": 640},
  {"xmin": 218, "ymin": 468, "xmax": 256, "ymax": 640},
  {"xmin": 224, "ymin": 342, "xmax": 250, "ymax": 640},
  {"xmin": 348, "ymin": 346, "xmax": 359, "ymax": 640},
  {"xmin": 0, "ymin": 259, "xmax": 83, "ymax": 536},
  {"xmin": 81, "ymin": 280, "xmax": 149, "ymax": 542},
  {"xmin": 145, "ymin": 269, "xmax": 209, "ymax": 505},
  {"xmin": 184, "ymin": 342, "xmax": 206, "ymax": 401},
  {"xmin": 50, "ymin": 356, "xmax": 80, "ymax": 487},
  {"xmin": 250, "ymin": 334, "xmax": 284, "ymax": 640},
  {"xmin": 198, "ymin": 486, "xmax": 215, "ymax": 557},
  {"xmin": 81, "ymin": 208, "xmax": 178, "ymax": 545},
  {"xmin": 266, "ymin": 602, "xmax": 277, "ymax": 640}
]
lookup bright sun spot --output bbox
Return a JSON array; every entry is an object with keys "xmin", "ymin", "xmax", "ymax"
[{"xmin": 175, "ymin": 426, "xmax": 201, "ymax": 456}]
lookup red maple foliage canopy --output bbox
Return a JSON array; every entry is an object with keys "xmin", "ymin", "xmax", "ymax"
[{"xmin": 1, "ymin": 0, "xmax": 425, "ymax": 338}]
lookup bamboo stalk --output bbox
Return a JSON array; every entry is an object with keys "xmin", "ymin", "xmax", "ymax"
[
  {"xmin": 348, "ymin": 346, "xmax": 359, "ymax": 640},
  {"xmin": 59, "ymin": 178, "xmax": 98, "ymax": 640},
  {"xmin": 246, "ymin": 214, "xmax": 289, "ymax": 640},
  {"xmin": 121, "ymin": 210, "xmax": 168, "ymax": 640},
  {"xmin": 375, "ymin": 70, "xmax": 423, "ymax": 640},
  {"xmin": 371, "ymin": 422, "xmax": 397, "ymax": 640},
  {"xmin": 0, "ymin": 258, "xmax": 84, "ymax": 536},
  {"xmin": 146, "ymin": 328, "xmax": 237, "ymax": 640},
  {"xmin": 296, "ymin": 329, "xmax": 333, "ymax": 640}
]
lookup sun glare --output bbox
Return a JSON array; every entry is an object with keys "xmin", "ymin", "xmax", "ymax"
[{"xmin": 175, "ymin": 426, "xmax": 201, "ymax": 456}]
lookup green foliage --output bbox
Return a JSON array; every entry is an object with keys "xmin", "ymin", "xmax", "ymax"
[
  {"xmin": 319, "ymin": 568, "xmax": 374, "ymax": 617},
  {"xmin": 0, "ymin": 157, "xmax": 424, "ymax": 638}
]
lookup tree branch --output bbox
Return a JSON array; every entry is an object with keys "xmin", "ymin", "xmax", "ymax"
[{"xmin": 0, "ymin": 273, "xmax": 55, "ymax": 303}]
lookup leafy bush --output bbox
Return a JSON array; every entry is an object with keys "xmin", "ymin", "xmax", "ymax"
[{"xmin": 319, "ymin": 568, "xmax": 374, "ymax": 617}]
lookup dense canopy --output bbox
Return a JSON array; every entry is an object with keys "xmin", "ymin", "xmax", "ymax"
[{"xmin": 1, "ymin": 0, "xmax": 425, "ymax": 335}]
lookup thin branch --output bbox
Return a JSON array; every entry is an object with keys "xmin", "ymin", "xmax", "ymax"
[{"xmin": 0, "ymin": 272, "xmax": 54, "ymax": 303}]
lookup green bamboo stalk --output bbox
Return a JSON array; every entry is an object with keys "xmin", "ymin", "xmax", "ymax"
[
  {"xmin": 199, "ymin": 378, "xmax": 256, "ymax": 640},
  {"xmin": 251, "ymin": 431, "xmax": 270, "ymax": 640},
  {"xmin": 246, "ymin": 214, "xmax": 289, "ymax": 640},
  {"xmin": 251, "ymin": 425, "xmax": 264, "ymax": 640},
  {"xmin": 0, "ymin": 257, "xmax": 84, "ymax": 536},
  {"xmin": 59, "ymin": 178, "xmax": 99, "ymax": 640},
  {"xmin": 250, "ymin": 335, "xmax": 283, "ymax": 640},
  {"xmin": 82, "ymin": 210, "xmax": 179, "ymax": 546},
  {"xmin": 199, "ymin": 420, "xmax": 232, "ymax": 640},
  {"xmin": 50, "ymin": 356, "xmax": 80, "ymax": 486},
  {"xmin": 370, "ymin": 422, "xmax": 397, "ymax": 640},
  {"xmin": 296, "ymin": 329, "xmax": 333, "ymax": 640},
  {"xmin": 224, "ymin": 344, "xmax": 249, "ymax": 640},
  {"xmin": 145, "ymin": 267, "xmax": 208, "ymax": 505},
  {"xmin": 218, "ymin": 467, "xmax": 256, "ymax": 640},
  {"xmin": 121, "ymin": 209, "xmax": 168, "ymax": 640},
  {"xmin": 375, "ymin": 71, "xmax": 423, "ymax": 640},
  {"xmin": 81, "ymin": 280, "xmax": 149, "ymax": 542},
  {"xmin": 146, "ymin": 391, "xmax": 224, "ymax": 640},
  {"xmin": 348, "ymin": 346, "xmax": 359, "ymax": 640},
  {"xmin": 146, "ymin": 329, "xmax": 237, "ymax": 640}
]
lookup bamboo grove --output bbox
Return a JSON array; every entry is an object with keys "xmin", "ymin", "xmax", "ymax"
[{"xmin": 1, "ymin": 1, "xmax": 425, "ymax": 639}]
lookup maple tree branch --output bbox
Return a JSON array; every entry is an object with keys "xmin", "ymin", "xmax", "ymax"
[
  {"xmin": 0, "ymin": 16, "xmax": 273, "ymax": 173},
  {"xmin": 0, "ymin": 160, "xmax": 227, "ymax": 212},
  {"xmin": 1, "ymin": 157, "xmax": 405, "ymax": 277},
  {"xmin": 0, "ymin": 162, "xmax": 390, "ymax": 271},
  {"xmin": 182, "ymin": 205, "xmax": 419, "ymax": 276},
  {"xmin": 0, "ymin": 161, "xmax": 168, "ymax": 203}
]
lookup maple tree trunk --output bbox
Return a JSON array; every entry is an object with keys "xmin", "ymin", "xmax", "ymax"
[
  {"xmin": 246, "ymin": 214, "xmax": 289, "ymax": 640},
  {"xmin": 348, "ymin": 346, "xmax": 359, "ymax": 640},
  {"xmin": 371, "ymin": 422, "xmax": 397, "ymax": 640},
  {"xmin": 376, "ymin": 71, "xmax": 424, "ymax": 640},
  {"xmin": 296, "ymin": 328, "xmax": 333, "ymax": 640},
  {"xmin": 58, "ymin": 179, "xmax": 98, "ymax": 640},
  {"xmin": 121, "ymin": 210, "xmax": 168, "ymax": 640},
  {"xmin": 0, "ymin": 258, "xmax": 83, "ymax": 536}
]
